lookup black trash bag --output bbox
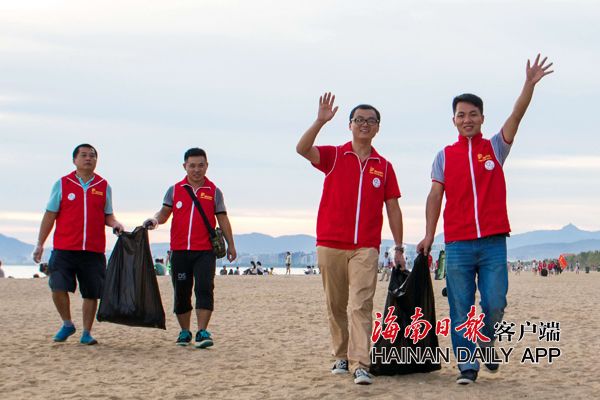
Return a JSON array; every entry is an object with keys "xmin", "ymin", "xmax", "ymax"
[
  {"xmin": 370, "ymin": 254, "xmax": 442, "ymax": 375},
  {"xmin": 97, "ymin": 226, "xmax": 166, "ymax": 329}
]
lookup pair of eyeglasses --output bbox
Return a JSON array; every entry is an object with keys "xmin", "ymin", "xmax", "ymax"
[{"xmin": 351, "ymin": 117, "xmax": 379, "ymax": 126}]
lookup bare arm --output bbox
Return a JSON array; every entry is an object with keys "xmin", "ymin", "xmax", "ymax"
[
  {"xmin": 216, "ymin": 213, "xmax": 237, "ymax": 262},
  {"xmin": 105, "ymin": 214, "xmax": 124, "ymax": 234},
  {"xmin": 144, "ymin": 205, "xmax": 173, "ymax": 228},
  {"xmin": 417, "ymin": 182, "xmax": 445, "ymax": 255},
  {"xmin": 296, "ymin": 92, "xmax": 338, "ymax": 164},
  {"xmin": 32, "ymin": 211, "xmax": 58, "ymax": 263},
  {"xmin": 502, "ymin": 54, "xmax": 554, "ymax": 143},
  {"xmin": 385, "ymin": 198, "xmax": 406, "ymax": 269}
]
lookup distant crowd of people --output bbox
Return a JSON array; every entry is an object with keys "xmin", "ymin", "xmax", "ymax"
[{"xmin": 506, "ymin": 259, "xmax": 600, "ymax": 276}]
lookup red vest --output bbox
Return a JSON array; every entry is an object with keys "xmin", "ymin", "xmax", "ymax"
[
  {"xmin": 170, "ymin": 177, "xmax": 217, "ymax": 251},
  {"xmin": 315, "ymin": 142, "xmax": 400, "ymax": 250},
  {"xmin": 443, "ymin": 133, "xmax": 511, "ymax": 242},
  {"xmin": 54, "ymin": 171, "xmax": 108, "ymax": 253}
]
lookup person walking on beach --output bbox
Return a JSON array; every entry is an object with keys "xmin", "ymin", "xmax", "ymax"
[
  {"xmin": 417, "ymin": 54, "xmax": 554, "ymax": 385},
  {"xmin": 297, "ymin": 93, "xmax": 406, "ymax": 385},
  {"xmin": 0, "ymin": 260, "xmax": 5, "ymax": 278},
  {"xmin": 285, "ymin": 251, "xmax": 292, "ymax": 275},
  {"xmin": 144, "ymin": 148, "xmax": 236, "ymax": 348},
  {"xmin": 379, "ymin": 251, "xmax": 392, "ymax": 282},
  {"xmin": 32, "ymin": 144, "xmax": 124, "ymax": 345}
]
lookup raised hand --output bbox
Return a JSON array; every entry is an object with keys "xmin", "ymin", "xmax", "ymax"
[
  {"xmin": 526, "ymin": 54, "xmax": 554, "ymax": 85},
  {"xmin": 316, "ymin": 92, "xmax": 339, "ymax": 123}
]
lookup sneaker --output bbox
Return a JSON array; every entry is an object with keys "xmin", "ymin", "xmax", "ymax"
[
  {"xmin": 53, "ymin": 325, "xmax": 76, "ymax": 342},
  {"xmin": 484, "ymin": 362, "xmax": 500, "ymax": 373},
  {"xmin": 176, "ymin": 330, "xmax": 192, "ymax": 346},
  {"xmin": 331, "ymin": 359, "xmax": 349, "ymax": 375},
  {"xmin": 195, "ymin": 329, "xmax": 214, "ymax": 349},
  {"xmin": 353, "ymin": 368, "xmax": 373, "ymax": 385},
  {"xmin": 456, "ymin": 369, "xmax": 478, "ymax": 385},
  {"xmin": 79, "ymin": 332, "xmax": 98, "ymax": 345},
  {"xmin": 484, "ymin": 348, "xmax": 500, "ymax": 373}
]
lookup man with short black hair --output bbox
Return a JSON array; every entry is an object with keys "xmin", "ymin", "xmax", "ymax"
[
  {"xmin": 33, "ymin": 144, "xmax": 124, "ymax": 345},
  {"xmin": 297, "ymin": 93, "xmax": 406, "ymax": 385},
  {"xmin": 144, "ymin": 147, "xmax": 236, "ymax": 348},
  {"xmin": 417, "ymin": 55, "xmax": 553, "ymax": 385}
]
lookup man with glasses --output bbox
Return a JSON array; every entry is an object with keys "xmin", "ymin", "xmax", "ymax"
[
  {"xmin": 296, "ymin": 93, "xmax": 406, "ymax": 385},
  {"xmin": 417, "ymin": 54, "xmax": 553, "ymax": 385}
]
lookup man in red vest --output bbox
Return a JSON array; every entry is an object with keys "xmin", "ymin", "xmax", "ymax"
[
  {"xmin": 144, "ymin": 148, "xmax": 236, "ymax": 348},
  {"xmin": 417, "ymin": 55, "xmax": 553, "ymax": 384},
  {"xmin": 297, "ymin": 93, "xmax": 406, "ymax": 385},
  {"xmin": 33, "ymin": 144, "xmax": 124, "ymax": 345}
]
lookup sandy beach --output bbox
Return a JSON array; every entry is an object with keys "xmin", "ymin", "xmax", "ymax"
[{"xmin": 0, "ymin": 271, "xmax": 598, "ymax": 399}]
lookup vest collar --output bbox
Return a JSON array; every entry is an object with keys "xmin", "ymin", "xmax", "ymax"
[
  {"xmin": 457, "ymin": 132, "xmax": 483, "ymax": 146},
  {"xmin": 341, "ymin": 141, "xmax": 382, "ymax": 162},
  {"xmin": 178, "ymin": 175, "xmax": 213, "ymax": 189}
]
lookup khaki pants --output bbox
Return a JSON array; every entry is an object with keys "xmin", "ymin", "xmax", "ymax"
[{"xmin": 317, "ymin": 246, "xmax": 379, "ymax": 372}]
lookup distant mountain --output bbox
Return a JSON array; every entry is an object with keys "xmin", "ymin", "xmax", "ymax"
[
  {"xmin": 234, "ymin": 233, "xmax": 317, "ymax": 254},
  {"xmin": 149, "ymin": 233, "xmax": 317, "ymax": 258},
  {"xmin": 3, "ymin": 224, "xmax": 600, "ymax": 264},
  {"xmin": 0, "ymin": 234, "xmax": 35, "ymax": 264},
  {"xmin": 507, "ymin": 224, "xmax": 600, "ymax": 249},
  {"xmin": 432, "ymin": 224, "xmax": 600, "ymax": 251},
  {"xmin": 508, "ymin": 239, "xmax": 600, "ymax": 261}
]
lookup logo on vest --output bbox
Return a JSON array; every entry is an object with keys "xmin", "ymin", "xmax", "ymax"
[
  {"xmin": 369, "ymin": 167, "xmax": 384, "ymax": 178},
  {"xmin": 177, "ymin": 272, "xmax": 187, "ymax": 281},
  {"xmin": 373, "ymin": 177, "xmax": 381, "ymax": 188},
  {"xmin": 485, "ymin": 160, "xmax": 495, "ymax": 171},
  {"xmin": 91, "ymin": 188, "xmax": 104, "ymax": 196},
  {"xmin": 176, "ymin": 201, "xmax": 183, "ymax": 209},
  {"xmin": 67, "ymin": 193, "xmax": 76, "ymax": 201},
  {"xmin": 200, "ymin": 192, "xmax": 213, "ymax": 201}
]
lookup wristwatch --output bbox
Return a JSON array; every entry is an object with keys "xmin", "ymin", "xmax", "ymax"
[{"xmin": 394, "ymin": 245, "xmax": 405, "ymax": 253}]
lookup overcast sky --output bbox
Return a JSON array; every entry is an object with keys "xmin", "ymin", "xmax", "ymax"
[{"xmin": 1, "ymin": 0, "xmax": 599, "ymax": 248}]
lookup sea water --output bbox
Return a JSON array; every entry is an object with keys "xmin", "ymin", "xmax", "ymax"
[{"xmin": 1, "ymin": 265, "xmax": 315, "ymax": 279}]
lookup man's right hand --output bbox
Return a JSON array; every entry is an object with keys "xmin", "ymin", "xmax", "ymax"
[
  {"xmin": 416, "ymin": 236, "xmax": 434, "ymax": 256},
  {"xmin": 316, "ymin": 92, "xmax": 339, "ymax": 123},
  {"xmin": 143, "ymin": 218, "xmax": 159, "ymax": 230},
  {"xmin": 32, "ymin": 245, "xmax": 44, "ymax": 264}
]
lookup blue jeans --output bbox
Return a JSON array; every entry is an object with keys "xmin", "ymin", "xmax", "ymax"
[{"xmin": 445, "ymin": 235, "xmax": 508, "ymax": 372}]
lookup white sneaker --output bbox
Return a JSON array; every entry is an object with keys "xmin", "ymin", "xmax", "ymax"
[
  {"xmin": 331, "ymin": 359, "xmax": 349, "ymax": 374},
  {"xmin": 353, "ymin": 368, "xmax": 373, "ymax": 385}
]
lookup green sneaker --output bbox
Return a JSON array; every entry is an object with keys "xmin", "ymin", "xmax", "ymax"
[
  {"xmin": 176, "ymin": 330, "xmax": 192, "ymax": 346},
  {"xmin": 195, "ymin": 329, "xmax": 214, "ymax": 349}
]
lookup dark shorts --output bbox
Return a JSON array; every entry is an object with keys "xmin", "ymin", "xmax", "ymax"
[
  {"xmin": 170, "ymin": 250, "xmax": 216, "ymax": 314},
  {"xmin": 48, "ymin": 250, "xmax": 106, "ymax": 299}
]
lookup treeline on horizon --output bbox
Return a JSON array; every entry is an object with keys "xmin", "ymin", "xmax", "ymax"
[{"xmin": 565, "ymin": 251, "xmax": 600, "ymax": 267}]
